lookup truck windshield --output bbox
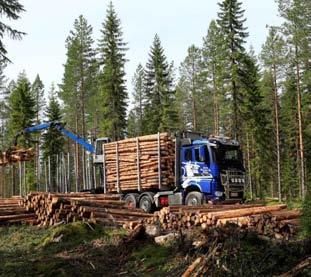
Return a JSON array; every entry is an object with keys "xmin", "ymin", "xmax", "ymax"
[{"xmin": 214, "ymin": 146, "xmax": 244, "ymax": 170}]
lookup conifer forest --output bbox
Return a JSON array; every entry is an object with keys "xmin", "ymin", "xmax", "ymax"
[
  {"xmin": 1, "ymin": 0, "xmax": 310, "ymax": 202},
  {"xmin": 1, "ymin": 1, "xmax": 311, "ymax": 276}
]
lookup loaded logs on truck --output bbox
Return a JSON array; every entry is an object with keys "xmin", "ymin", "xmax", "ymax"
[
  {"xmin": 102, "ymin": 133, "xmax": 175, "ymax": 192},
  {"xmin": 0, "ymin": 147, "xmax": 35, "ymax": 166}
]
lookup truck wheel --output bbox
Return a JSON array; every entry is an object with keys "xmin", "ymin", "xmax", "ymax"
[
  {"xmin": 185, "ymin": 192, "xmax": 203, "ymax": 206},
  {"xmin": 124, "ymin": 193, "xmax": 139, "ymax": 209},
  {"xmin": 139, "ymin": 195, "xmax": 154, "ymax": 213}
]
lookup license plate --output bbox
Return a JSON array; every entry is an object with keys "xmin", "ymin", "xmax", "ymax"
[{"xmin": 230, "ymin": 192, "xmax": 238, "ymax": 197}]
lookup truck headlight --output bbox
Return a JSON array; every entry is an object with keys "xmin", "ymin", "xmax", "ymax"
[{"xmin": 215, "ymin": 191, "xmax": 223, "ymax": 197}]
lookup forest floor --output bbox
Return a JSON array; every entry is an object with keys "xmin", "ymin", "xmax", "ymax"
[{"xmin": 0, "ymin": 222, "xmax": 310, "ymax": 277}]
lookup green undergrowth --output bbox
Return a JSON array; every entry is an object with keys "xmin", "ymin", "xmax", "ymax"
[{"xmin": 0, "ymin": 222, "xmax": 310, "ymax": 276}]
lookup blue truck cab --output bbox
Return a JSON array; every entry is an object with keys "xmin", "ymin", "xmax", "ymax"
[{"xmin": 177, "ymin": 133, "xmax": 246, "ymax": 205}]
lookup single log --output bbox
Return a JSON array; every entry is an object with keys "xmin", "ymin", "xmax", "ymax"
[{"xmin": 207, "ymin": 204, "xmax": 287, "ymax": 220}]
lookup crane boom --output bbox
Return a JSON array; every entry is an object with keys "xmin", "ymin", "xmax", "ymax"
[{"xmin": 14, "ymin": 121, "xmax": 95, "ymax": 153}]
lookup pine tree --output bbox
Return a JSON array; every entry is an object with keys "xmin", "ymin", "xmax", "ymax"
[
  {"xmin": 31, "ymin": 74, "xmax": 45, "ymax": 190},
  {"xmin": 42, "ymin": 86, "xmax": 65, "ymax": 192},
  {"xmin": 217, "ymin": 0, "xmax": 248, "ymax": 139},
  {"xmin": 127, "ymin": 64, "xmax": 146, "ymax": 137},
  {"xmin": 31, "ymin": 74, "xmax": 45, "ymax": 124},
  {"xmin": 260, "ymin": 26, "xmax": 287, "ymax": 200},
  {"xmin": 144, "ymin": 34, "xmax": 177, "ymax": 134},
  {"xmin": 277, "ymin": 0, "xmax": 310, "ymax": 198},
  {"xmin": 98, "ymin": 2, "xmax": 128, "ymax": 140},
  {"xmin": 59, "ymin": 15, "xmax": 97, "ymax": 191},
  {"xmin": 202, "ymin": 20, "xmax": 228, "ymax": 135},
  {"xmin": 178, "ymin": 45, "xmax": 203, "ymax": 131}
]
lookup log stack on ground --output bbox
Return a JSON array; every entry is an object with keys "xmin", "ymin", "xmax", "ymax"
[
  {"xmin": 0, "ymin": 196, "xmax": 37, "ymax": 225},
  {"xmin": 102, "ymin": 133, "xmax": 175, "ymax": 192},
  {"xmin": 145, "ymin": 204, "xmax": 301, "ymax": 239},
  {"xmin": 21, "ymin": 192, "xmax": 153, "ymax": 228},
  {"xmin": 1, "ymin": 192, "xmax": 302, "ymax": 240},
  {"xmin": 0, "ymin": 147, "xmax": 35, "ymax": 166}
]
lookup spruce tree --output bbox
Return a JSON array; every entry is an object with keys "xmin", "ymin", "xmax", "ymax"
[
  {"xmin": 259, "ymin": 71, "xmax": 279, "ymax": 197},
  {"xmin": 8, "ymin": 73, "xmax": 36, "ymax": 146},
  {"xmin": 0, "ymin": 0, "xmax": 25, "ymax": 61},
  {"xmin": 238, "ymin": 52, "xmax": 270, "ymax": 198},
  {"xmin": 217, "ymin": 0, "xmax": 248, "ymax": 139},
  {"xmin": 127, "ymin": 64, "xmax": 146, "ymax": 137},
  {"xmin": 144, "ymin": 34, "xmax": 177, "ymax": 134},
  {"xmin": 98, "ymin": 2, "xmax": 128, "ymax": 140},
  {"xmin": 280, "ymin": 71, "xmax": 299, "ymax": 199},
  {"xmin": 42, "ymin": 87, "xmax": 65, "ymax": 192},
  {"xmin": 8, "ymin": 73, "xmax": 36, "ymax": 194}
]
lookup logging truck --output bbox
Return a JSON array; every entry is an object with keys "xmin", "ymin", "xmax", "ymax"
[
  {"xmin": 14, "ymin": 123, "xmax": 246, "ymax": 212},
  {"xmin": 98, "ymin": 132, "xmax": 246, "ymax": 212}
]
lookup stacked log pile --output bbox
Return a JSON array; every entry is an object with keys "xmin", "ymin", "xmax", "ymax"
[
  {"xmin": 102, "ymin": 133, "xmax": 175, "ymax": 192},
  {"xmin": 0, "ymin": 147, "xmax": 35, "ymax": 166},
  {"xmin": 145, "ymin": 204, "xmax": 301, "ymax": 239},
  {"xmin": 0, "ymin": 196, "xmax": 37, "ymax": 225},
  {"xmin": 1, "ymin": 192, "xmax": 302, "ymax": 240},
  {"xmin": 21, "ymin": 192, "xmax": 153, "ymax": 228}
]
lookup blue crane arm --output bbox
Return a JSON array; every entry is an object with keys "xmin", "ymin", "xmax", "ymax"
[
  {"xmin": 19, "ymin": 121, "xmax": 95, "ymax": 153},
  {"xmin": 23, "ymin": 122, "xmax": 55, "ymax": 133},
  {"xmin": 56, "ymin": 126, "xmax": 95, "ymax": 153}
]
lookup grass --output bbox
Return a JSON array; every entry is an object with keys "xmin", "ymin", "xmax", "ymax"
[{"xmin": 0, "ymin": 222, "xmax": 128, "ymax": 277}]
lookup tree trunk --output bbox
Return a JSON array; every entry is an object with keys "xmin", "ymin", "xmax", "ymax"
[
  {"xmin": 246, "ymin": 132, "xmax": 253, "ymax": 199},
  {"xmin": 191, "ymin": 60, "xmax": 197, "ymax": 131},
  {"xmin": 212, "ymin": 64, "xmax": 219, "ymax": 136},
  {"xmin": 273, "ymin": 65, "xmax": 281, "ymax": 202},
  {"xmin": 295, "ymin": 45, "xmax": 305, "ymax": 199}
]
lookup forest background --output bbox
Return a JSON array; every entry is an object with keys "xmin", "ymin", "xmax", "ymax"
[{"xmin": 0, "ymin": 0, "xmax": 310, "ymax": 203}]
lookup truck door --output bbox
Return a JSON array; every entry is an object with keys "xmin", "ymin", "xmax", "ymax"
[{"xmin": 181, "ymin": 145, "xmax": 213, "ymax": 194}]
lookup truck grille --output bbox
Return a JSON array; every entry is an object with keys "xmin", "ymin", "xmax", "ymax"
[{"xmin": 221, "ymin": 170, "xmax": 246, "ymax": 199}]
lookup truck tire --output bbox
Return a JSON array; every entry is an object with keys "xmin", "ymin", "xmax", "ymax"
[
  {"xmin": 124, "ymin": 193, "xmax": 139, "ymax": 209},
  {"xmin": 185, "ymin": 192, "xmax": 203, "ymax": 206},
  {"xmin": 139, "ymin": 194, "xmax": 154, "ymax": 213}
]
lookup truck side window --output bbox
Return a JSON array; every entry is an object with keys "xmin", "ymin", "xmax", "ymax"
[
  {"xmin": 184, "ymin": 148, "xmax": 192, "ymax": 161},
  {"xmin": 194, "ymin": 148, "xmax": 203, "ymax": 162},
  {"xmin": 96, "ymin": 140, "xmax": 103, "ymax": 155},
  {"xmin": 205, "ymin": 146, "xmax": 210, "ymax": 165}
]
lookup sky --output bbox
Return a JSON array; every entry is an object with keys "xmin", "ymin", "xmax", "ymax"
[{"xmin": 3, "ymin": 0, "xmax": 283, "ymax": 99}]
